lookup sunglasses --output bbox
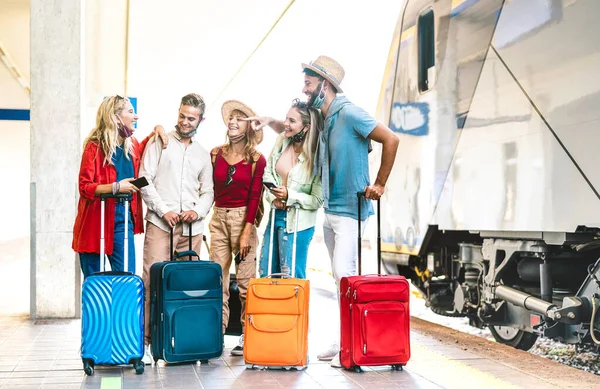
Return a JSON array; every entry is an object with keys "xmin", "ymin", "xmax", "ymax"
[
  {"xmin": 292, "ymin": 98, "xmax": 308, "ymax": 109},
  {"xmin": 225, "ymin": 165, "xmax": 236, "ymax": 187}
]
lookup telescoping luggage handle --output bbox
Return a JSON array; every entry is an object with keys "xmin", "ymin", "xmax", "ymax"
[
  {"xmin": 267, "ymin": 203, "xmax": 300, "ymax": 278},
  {"xmin": 357, "ymin": 191, "xmax": 381, "ymax": 276},
  {"xmin": 99, "ymin": 193, "xmax": 132, "ymax": 274},
  {"xmin": 169, "ymin": 222, "xmax": 200, "ymax": 261}
]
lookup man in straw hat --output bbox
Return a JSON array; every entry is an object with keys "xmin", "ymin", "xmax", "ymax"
[
  {"xmin": 246, "ymin": 55, "xmax": 399, "ymax": 368},
  {"xmin": 139, "ymin": 93, "xmax": 215, "ymax": 364}
]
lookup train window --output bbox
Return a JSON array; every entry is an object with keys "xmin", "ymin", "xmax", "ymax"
[{"xmin": 418, "ymin": 8, "xmax": 435, "ymax": 92}]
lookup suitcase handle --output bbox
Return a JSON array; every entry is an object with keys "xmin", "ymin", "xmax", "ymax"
[
  {"xmin": 174, "ymin": 250, "xmax": 200, "ymax": 261},
  {"xmin": 169, "ymin": 222, "xmax": 196, "ymax": 261},
  {"xmin": 266, "ymin": 273, "xmax": 291, "ymax": 278},
  {"xmin": 92, "ymin": 271, "xmax": 131, "ymax": 277},
  {"xmin": 267, "ymin": 203, "xmax": 300, "ymax": 278},
  {"xmin": 99, "ymin": 193, "xmax": 131, "ymax": 201},
  {"xmin": 357, "ymin": 191, "xmax": 381, "ymax": 276},
  {"xmin": 99, "ymin": 195, "xmax": 131, "ymax": 274},
  {"xmin": 150, "ymin": 294, "xmax": 155, "ymax": 329}
]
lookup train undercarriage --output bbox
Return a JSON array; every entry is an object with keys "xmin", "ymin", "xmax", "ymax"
[{"xmin": 390, "ymin": 227, "xmax": 600, "ymax": 350}]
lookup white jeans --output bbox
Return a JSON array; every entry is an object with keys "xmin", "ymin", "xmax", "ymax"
[{"xmin": 323, "ymin": 213, "xmax": 368, "ymax": 290}]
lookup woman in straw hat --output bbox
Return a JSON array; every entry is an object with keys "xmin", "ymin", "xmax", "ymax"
[
  {"xmin": 258, "ymin": 98, "xmax": 323, "ymax": 280},
  {"xmin": 73, "ymin": 95, "xmax": 165, "ymax": 278},
  {"xmin": 209, "ymin": 100, "xmax": 266, "ymax": 357}
]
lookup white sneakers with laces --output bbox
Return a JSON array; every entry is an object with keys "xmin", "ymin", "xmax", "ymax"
[{"xmin": 317, "ymin": 343, "xmax": 339, "ymax": 361}]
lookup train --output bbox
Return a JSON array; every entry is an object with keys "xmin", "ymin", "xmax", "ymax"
[{"xmin": 372, "ymin": 0, "xmax": 600, "ymax": 349}]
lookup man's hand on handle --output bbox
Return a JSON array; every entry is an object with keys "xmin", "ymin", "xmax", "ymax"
[
  {"xmin": 179, "ymin": 210, "xmax": 198, "ymax": 224},
  {"xmin": 163, "ymin": 211, "xmax": 180, "ymax": 229},
  {"xmin": 364, "ymin": 183, "xmax": 384, "ymax": 200}
]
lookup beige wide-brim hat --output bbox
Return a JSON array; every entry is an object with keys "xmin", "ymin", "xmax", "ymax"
[
  {"xmin": 301, "ymin": 55, "xmax": 345, "ymax": 93},
  {"xmin": 221, "ymin": 100, "xmax": 263, "ymax": 144}
]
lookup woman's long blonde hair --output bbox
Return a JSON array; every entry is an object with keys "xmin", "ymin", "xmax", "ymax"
[
  {"xmin": 221, "ymin": 109, "xmax": 262, "ymax": 163},
  {"xmin": 291, "ymin": 99, "xmax": 322, "ymax": 177},
  {"xmin": 83, "ymin": 95, "xmax": 134, "ymax": 165}
]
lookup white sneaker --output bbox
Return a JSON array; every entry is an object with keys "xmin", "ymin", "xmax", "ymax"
[
  {"xmin": 317, "ymin": 344, "xmax": 339, "ymax": 361},
  {"xmin": 231, "ymin": 334, "xmax": 244, "ymax": 356},
  {"xmin": 330, "ymin": 352, "xmax": 342, "ymax": 368},
  {"xmin": 142, "ymin": 344, "xmax": 153, "ymax": 365}
]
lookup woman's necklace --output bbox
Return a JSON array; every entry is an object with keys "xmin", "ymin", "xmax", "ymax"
[{"xmin": 290, "ymin": 145, "xmax": 301, "ymax": 166}]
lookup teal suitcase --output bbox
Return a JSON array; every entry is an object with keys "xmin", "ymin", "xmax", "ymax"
[{"xmin": 150, "ymin": 226, "xmax": 223, "ymax": 363}]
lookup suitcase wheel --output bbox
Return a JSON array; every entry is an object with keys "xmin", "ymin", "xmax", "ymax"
[
  {"xmin": 133, "ymin": 360, "xmax": 144, "ymax": 374},
  {"xmin": 351, "ymin": 366, "xmax": 362, "ymax": 373},
  {"xmin": 83, "ymin": 360, "xmax": 94, "ymax": 376},
  {"xmin": 391, "ymin": 364, "xmax": 403, "ymax": 371},
  {"xmin": 153, "ymin": 357, "xmax": 159, "ymax": 363}
]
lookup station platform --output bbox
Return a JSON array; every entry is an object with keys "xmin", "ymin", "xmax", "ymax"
[
  {"xmin": 1, "ymin": 238, "xmax": 599, "ymax": 388},
  {"xmin": 0, "ymin": 269, "xmax": 598, "ymax": 389}
]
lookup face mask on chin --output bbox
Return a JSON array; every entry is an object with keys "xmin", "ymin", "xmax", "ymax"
[
  {"xmin": 176, "ymin": 125, "xmax": 197, "ymax": 138},
  {"xmin": 116, "ymin": 115, "xmax": 133, "ymax": 138},
  {"xmin": 175, "ymin": 117, "xmax": 201, "ymax": 139},
  {"xmin": 310, "ymin": 82, "xmax": 326, "ymax": 109},
  {"xmin": 289, "ymin": 126, "xmax": 308, "ymax": 143},
  {"xmin": 228, "ymin": 131, "xmax": 246, "ymax": 144}
]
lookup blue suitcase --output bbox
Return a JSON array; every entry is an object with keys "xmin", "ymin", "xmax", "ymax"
[
  {"xmin": 150, "ymin": 225, "xmax": 223, "ymax": 363},
  {"xmin": 81, "ymin": 194, "xmax": 144, "ymax": 375}
]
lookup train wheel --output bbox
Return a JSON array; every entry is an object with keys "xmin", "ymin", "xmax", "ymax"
[{"xmin": 489, "ymin": 325, "xmax": 538, "ymax": 351}]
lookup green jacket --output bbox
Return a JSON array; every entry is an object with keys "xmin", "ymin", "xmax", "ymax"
[{"xmin": 263, "ymin": 135, "xmax": 323, "ymax": 233}]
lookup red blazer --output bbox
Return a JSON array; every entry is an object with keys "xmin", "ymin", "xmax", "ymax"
[{"xmin": 72, "ymin": 137, "xmax": 148, "ymax": 255}]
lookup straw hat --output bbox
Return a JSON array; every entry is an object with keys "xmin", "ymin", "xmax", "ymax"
[
  {"xmin": 301, "ymin": 55, "xmax": 345, "ymax": 93},
  {"xmin": 221, "ymin": 100, "xmax": 263, "ymax": 144}
]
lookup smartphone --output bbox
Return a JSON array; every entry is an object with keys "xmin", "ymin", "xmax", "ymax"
[
  {"xmin": 234, "ymin": 252, "xmax": 245, "ymax": 265},
  {"xmin": 131, "ymin": 176, "xmax": 149, "ymax": 189},
  {"xmin": 263, "ymin": 182, "xmax": 277, "ymax": 190}
]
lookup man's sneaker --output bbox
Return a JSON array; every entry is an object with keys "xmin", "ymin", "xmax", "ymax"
[
  {"xmin": 317, "ymin": 344, "xmax": 339, "ymax": 361},
  {"xmin": 230, "ymin": 334, "xmax": 244, "ymax": 356},
  {"xmin": 330, "ymin": 352, "xmax": 342, "ymax": 368},
  {"xmin": 142, "ymin": 344, "xmax": 153, "ymax": 365}
]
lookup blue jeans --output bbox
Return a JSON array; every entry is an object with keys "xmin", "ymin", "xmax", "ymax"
[
  {"xmin": 259, "ymin": 209, "xmax": 314, "ymax": 279},
  {"xmin": 79, "ymin": 201, "xmax": 135, "ymax": 279}
]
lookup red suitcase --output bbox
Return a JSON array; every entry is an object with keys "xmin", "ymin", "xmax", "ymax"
[{"xmin": 339, "ymin": 192, "xmax": 410, "ymax": 372}]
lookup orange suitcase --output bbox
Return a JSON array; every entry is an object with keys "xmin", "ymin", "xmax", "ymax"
[{"xmin": 244, "ymin": 204, "xmax": 309, "ymax": 370}]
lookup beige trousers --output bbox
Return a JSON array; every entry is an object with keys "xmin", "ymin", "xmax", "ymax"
[
  {"xmin": 209, "ymin": 206, "xmax": 258, "ymax": 335},
  {"xmin": 142, "ymin": 221, "xmax": 203, "ymax": 345}
]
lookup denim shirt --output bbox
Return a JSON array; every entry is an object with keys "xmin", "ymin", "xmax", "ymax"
[
  {"xmin": 321, "ymin": 96, "xmax": 376, "ymax": 220},
  {"xmin": 263, "ymin": 135, "xmax": 323, "ymax": 233}
]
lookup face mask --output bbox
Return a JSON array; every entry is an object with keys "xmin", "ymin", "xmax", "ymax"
[
  {"xmin": 310, "ymin": 82, "xmax": 326, "ymax": 109},
  {"xmin": 289, "ymin": 126, "xmax": 308, "ymax": 143},
  {"xmin": 228, "ymin": 132, "xmax": 246, "ymax": 144},
  {"xmin": 176, "ymin": 117, "xmax": 201, "ymax": 139},
  {"xmin": 116, "ymin": 115, "xmax": 133, "ymax": 138},
  {"xmin": 176, "ymin": 126, "xmax": 197, "ymax": 138}
]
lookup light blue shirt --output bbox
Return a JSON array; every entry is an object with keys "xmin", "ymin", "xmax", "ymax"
[{"xmin": 324, "ymin": 96, "xmax": 377, "ymax": 220}]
